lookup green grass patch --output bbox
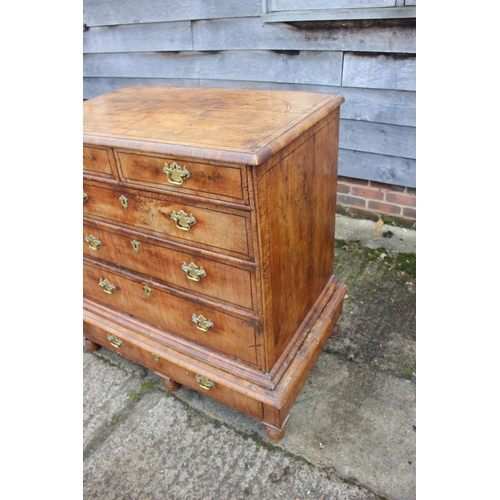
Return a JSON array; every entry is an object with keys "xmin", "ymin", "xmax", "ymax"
[
  {"xmin": 128, "ymin": 380, "xmax": 159, "ymax": 402},
  {"xmin": 395, "ymin": 252, "xmax": 416, "ymax": 280}
]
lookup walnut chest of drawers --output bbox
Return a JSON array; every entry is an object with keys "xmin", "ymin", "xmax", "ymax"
[{"xmin": 83, "ymin": 86, "xmax": 347, "ymax": 441}]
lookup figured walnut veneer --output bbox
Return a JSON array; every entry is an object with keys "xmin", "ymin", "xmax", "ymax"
[{"xmin": 83, "ymin": 86, "xmax": 347, "ymax": 441}]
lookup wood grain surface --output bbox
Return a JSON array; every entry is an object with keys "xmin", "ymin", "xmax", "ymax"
[{"xmin": 84, "ymin": 86, "xmax": 344, "ymax": 165}]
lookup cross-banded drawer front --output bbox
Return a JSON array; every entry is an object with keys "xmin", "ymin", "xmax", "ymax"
[
  {"xmin": 116, "ymin": 151, "xmax": 248, "ymax": 204},
  {"xmin": 83, "ymin": 222, "xmax": 255, "ymax": 311},
  {"xmin": 83, "ymin": 261, "xmax": 259, "ymax": 367},
  {"xmin": 83, "ymin": 146, "xmax": 115, "ymax": 179},
  {"xmin": 83, "ymin": 182, "xmax": 252, "ymax": 259},
  {"xmin": 83, "ymin": 319, "xmax": 264, "ymax": 420}
]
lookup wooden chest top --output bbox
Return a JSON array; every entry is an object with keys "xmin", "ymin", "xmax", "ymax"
[{"xmin": 83, "ymin": 86, "xmax": 344, "ymax": 165}]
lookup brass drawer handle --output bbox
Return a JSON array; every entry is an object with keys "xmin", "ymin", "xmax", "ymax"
[
  {"xmin": 181, "ymin": 262, "xmax": 206, "ymax": 281},
  {"xmin": 84, "ymin": 234, "xmax": 102, "ymax": 251},
  {"xmin": 107, "ymin": 334, "xmax": 122, "ymax": 349},
  {"xmin": 163, "ymin": 161, "xmax": 190, "ymax": 185},
  {"xmin": 83, "ymin": 190, "xmax": 88, "ymax": 203},
  {"xmin": 195, "ymin": 374, "xmax": 214, "ymax": 390},
  {"xmin": 119, "ymin": 194, "xmax": 128, "ymax": 210},
  {"xmin": 99, "ymin": 278, "xmax": 116, "ymax": 294},
  {"xmin": 171, "ymin": 210, "xmax": 196, "ymax": 231},
  {"xmin": 192, "ymin": 314, "xmax": 213, "ymax": 332},
  {"xmin": 152, "ymin": 353, "xmax": 160, "ymax": 363},
  {"xmin": 143, "ymin": 285, "xmax": 152, "ymax": 298}
]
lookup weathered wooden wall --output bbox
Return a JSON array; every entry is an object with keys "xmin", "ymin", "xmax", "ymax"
[{"xmin": 83, "ymin": 0, "xmax": 416, "ymax": 188}]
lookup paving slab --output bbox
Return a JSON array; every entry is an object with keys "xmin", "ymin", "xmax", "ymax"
[
  {"xmin": 334, "ymin": 214, "xmax": 416, "ymax": 253},
  {"xmin": 84, "ymin": 349, "xmax": 381, "ymax": 500}
]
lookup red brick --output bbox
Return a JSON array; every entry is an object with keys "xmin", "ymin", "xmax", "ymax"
[
  {"xmin": 369, "ymin": 181, "xmax": 392, "ymax": 190},
  {"xmin": 371, "ymin": 181, "xmax": 406, "ymax": 192},
  {"xmin": 336, "ymin": 182, "xmax": 351, "ymax": 194},
  {"xmin": 367, "ymin": 200, "xmax": 402, "ymax": 215},
  {"xmin": 339, "ymin": 176, "xmax": 369, "ymax": 187},
  {"xmin": 386, "ymin": 192, "xmax": 416, "ymax": 207},
  {"xmin": 337, "ymin": 194, "xmax": 367, "ymax": 208},
  {"xmin": 403, "ymin": 207, "xmax": 416, "ymax": 219},
  {"xmin": 351, "ymin": 186, "xmax": 385, "ymax": 201}
]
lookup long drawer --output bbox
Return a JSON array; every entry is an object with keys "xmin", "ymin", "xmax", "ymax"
[
  {"xmin": 83, "ymin": 220, "xmax": 255, "ymax": 311},
  {"xmin": 83, "ymin": 317, "xmax": 264, "ymax": 419},
  {"xmin": 115, "ymin": 150, "xmax": 248, "ymax": 205},
  {"xmin": 83, "ymin": 181, "xmax": 252, "ymax": 259},
  {"xmin": 83, "ymin": 260, "xmax": 259, "ymax": 367}
]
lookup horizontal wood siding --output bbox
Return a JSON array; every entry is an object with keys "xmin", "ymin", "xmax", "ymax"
[
  {"xmin": 271, "ymin": 0, "xmax": 396, "ymax": 10},
  {"xmin": 83, "ymin": 0, "xmax": 416, "ymax": 189},
  {"xmin": 339, "ymin": 150, "xmax": 415, "ymax": 187},
  {"xmin": 192, "ymin": 17, "xmax": 415, "ymax": 53},
  {"xmin": 83, "ymin": 51, "xmax": 343, "ymax": 86},
  {"xmin": 83, "ymin": 21, "xmax": 193, "ymax": 53},
  {"xmin": 343, "ymin": 53, "xmax": 416, "ymax": 91},
  {"xmin": 83, "ymin": 0, "xmax": 263, "ymax": 26}
]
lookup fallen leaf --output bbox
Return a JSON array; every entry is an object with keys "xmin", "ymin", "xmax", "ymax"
[
  {"xmin": 375, "ymin": 218, "xmax": 384, "ymax": 229},
  {"xmin": 379, "ymin": 253, "xmax": 387, "ymax": 260}
]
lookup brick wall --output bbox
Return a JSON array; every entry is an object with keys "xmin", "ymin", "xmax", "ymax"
[{"xmin": 336, "ymin": 176, "xmax": 416, "ymax": 228}]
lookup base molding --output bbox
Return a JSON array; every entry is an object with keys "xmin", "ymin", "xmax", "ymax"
[{"xmin": 84, "ymin": 279, "xmax": 346, "ymax": 440}]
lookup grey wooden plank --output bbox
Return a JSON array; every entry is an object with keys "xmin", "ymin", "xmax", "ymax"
[
  {"xmin": 342, "ymin": 88, "xmax": 415, "ymax": 127},
  {"xmin": 83, "ymin": 51, "xmax": 343, "ymax": 86},
  {"xmin": 405, "ymin": 0, "xmax": 416, "ymax": 5},
  {"xmin": 83, "ymin": 78, "xmax": 201, "ymax": 100},
  {"xmin": 198, "ymin": 80, "xmax": 415, "ymax": 127},
  {"xmin": 199, "ymin": 79, "xmax": 338, "ymax": 93},
  {"xmin": 83, "ymin": 0, "xmax": 262, "ymax": 27},
  {"xmin": 84, "ymin": 78, "xmax": 339, "ymax": 101},
  {"xmin": 271, "ymin": 0, "xmax": 394, "ymax": 10},
  {"xmin": 193, "ymin": 16, "xmax": 415, "ymax": 54},
  {"xmin": 339, "ymin": 149, "xmax": 416, "ymax": 187},
  {"xmin": 83, "ymin": 21, "xmax": 193, "ymax": 53},
  {"xmin": 340, "ymin": 119, "xmax": 415, "ymax": 159},
  {"xmin": 262, "ymin": 7, "xmax": 415, "ymax": 22},
  {"xmin": 343, "ymin": 53, "xmax": 415, "ymax": 91}
]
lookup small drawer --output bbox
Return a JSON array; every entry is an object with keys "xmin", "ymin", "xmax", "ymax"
[
  {"xmin": 83, "ymin": 261, "xmax": 259, "ymax": 367},
  {"xmin": 116, "ymin": 150, "xmax": 248, "ymax": 204},
  {"xmin": 83, "ymin": 319, "xmax": 264, "ymax": 420},
  {"xmin": 83, "ymin": 222, "xmax": 255, "ymax": 311},
  {"xmin": 83, "ymin": 146, "xmax": 115, "ymax": 179},
  {"xmin": 83, "ymin": 182, "xmax": 252, "ymax": 259}
]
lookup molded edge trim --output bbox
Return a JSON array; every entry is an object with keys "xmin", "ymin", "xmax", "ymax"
[{"xmin": 83, "ymin": 93, "xmax": 344, "ymax": 167}]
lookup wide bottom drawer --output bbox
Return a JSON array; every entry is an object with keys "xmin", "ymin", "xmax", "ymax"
[{"xmin": 83, "ymin": 317, "xmax": 264, "ymax": 420}]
